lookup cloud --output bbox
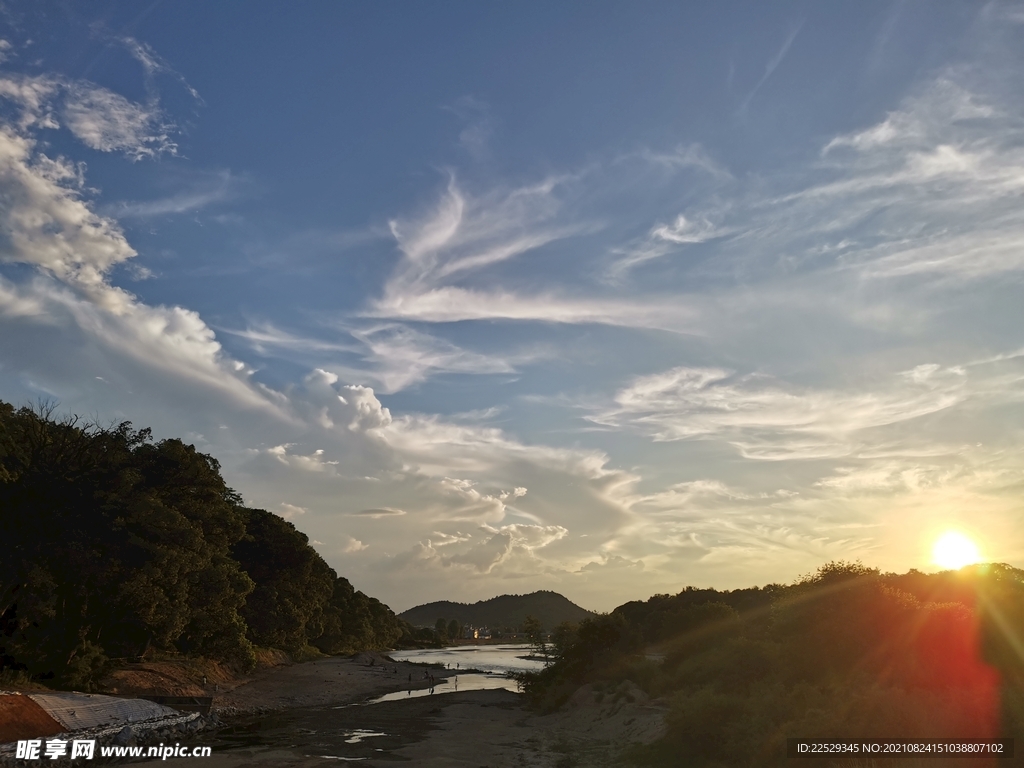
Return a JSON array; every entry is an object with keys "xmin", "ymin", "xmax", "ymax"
[
  {"xmin": 738, "ymin": 22, "xmax": 803, "ymax": 114},
  {"xmin": 634, "ymin": 143, "xmax": 733, "ymax": 180},
  {"xmin": 579, "ymin": 554, "xmax": 645, "ymax": 573},
  {"xmin": 365, "ymin": 65, "xmax": 1024, "ymax": 346},
  {"xmin": 111, "ymin": 170, "xmax": 237, "ymax": 218},
  {"xmin": 278, "ymin": 502, "xmax": 307, "ymax": 520},
  {"xmin": 352, "ymin": 507, "xmax": 407, "ymax": 518},
  {"xmin": 430, "ymin": 530, "xmax": 472, "ymax": 546},
  {"xmin": 116, "ymin": 35, "xmax": 202, "ymax": 102},
  {"xmin": 822, "ymin": 80, "xmax": 993, "ymax": 155},
  {"xmin": 297, "ymin": 369, "xmax": 392, "ymax": 432},
  {"xmin": 227, "ymin": 320, "xmax": 532, "ymax": 394},
  {"xmin": 62, "ymin": 83, "xmax": 175, "ymax": 159},
  {"xmin": 592, "ymin": 364, "xmax": 969, "ymax": 459},
  {"xmin": 367, "ymin": 177, "xmax": 709, "ymax": 330},
  {"xmin": 0, "ymin": 276, "xmax": 45, "ymax": 318},
  {"xmin": 0, "ymin": 115, "xmax": 279, "ymax": 412},
  {"xmin": 0, "ymin": 127, "xmax": 136, "ymax": 289},
  {"xmin": 448, "ymin": 531, "xmax": 515, "ymax": 572},
  {"xmin": 0, "ymin": 73, "xmax": 177, "ymax": 160},
  {"xmin": 402, "ymin": 522, "xmax": 568, "ymax": 574},
  {"xmin": 342, "ymin": 536, "xmax": 368, "ymax": 553},
  {"xmin": 445, "ymin": 95, "xmax": 493, "ymax": 159},
  {"xmin": 347, "ymin": 323, "xmax": 518, "ymax": 392},
  {"xmin": 608, "ymin": 212, "xmax": 729, "ymax": 276}
]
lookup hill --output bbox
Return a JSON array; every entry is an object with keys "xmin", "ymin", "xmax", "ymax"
[
  {"xmin": 399, "ymin": 590, "xmax": 595, "ymax": 631},
  {"xmin": 0, "ymin": 401, "xmax": 413, "ymax": 690}
]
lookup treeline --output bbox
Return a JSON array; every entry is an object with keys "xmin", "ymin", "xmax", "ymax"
[
  {"xmin": 0, "ymin": 402, "xmax": 412, "ymax": 689},
  {"xmin": 521, "ymin": 561, "xmax": 1024, "ymax": 766}
]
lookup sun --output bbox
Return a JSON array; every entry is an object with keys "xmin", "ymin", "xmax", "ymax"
[{"xmin": 932, "ymin": 531, "xmax": 982, "ymax": 570}]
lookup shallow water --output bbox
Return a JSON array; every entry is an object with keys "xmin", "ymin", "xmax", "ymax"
[
  {"xmin": 357, "ymin": 672, "xmax": 520, "ymax": 704},
  {"xmin": 197, "ymin": 688, "xmax": 521, "ymax": 763},
  {"xmin": 390, "ymin": 643, "xmax": 547, "ymax": 675},
  {"xmin": 176, "ymin": 647, "xmax": 542, "ymax": 763}
]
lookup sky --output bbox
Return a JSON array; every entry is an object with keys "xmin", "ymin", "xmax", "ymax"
[{"xmin": 0, "ymin": 1, "xmax": 1023, "ymax": 613}]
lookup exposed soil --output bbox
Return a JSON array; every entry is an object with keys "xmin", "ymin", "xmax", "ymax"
[
  {"xmin": 0, "ymin": 695, "xmax": 63, "ymax": 743},
  {"xmin": 99, "ymin": 648, "xmax": 291, "ymax": 699}
]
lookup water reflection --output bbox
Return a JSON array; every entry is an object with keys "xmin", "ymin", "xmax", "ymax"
[
  {"xmin": 389, "ymin": 644, "xmax": 546, "ymax": 675},
  {"xmin": 349, "ymin": 672, "xmax": 521, "ymax": 705},
  {"xmin": 342, "ymin": 729, "xmax": 387, "ymax": 744}
]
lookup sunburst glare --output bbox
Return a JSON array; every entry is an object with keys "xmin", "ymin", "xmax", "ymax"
[{"xmin": 932, "ymin": 531, "xmax": 982, "ymax": 570}]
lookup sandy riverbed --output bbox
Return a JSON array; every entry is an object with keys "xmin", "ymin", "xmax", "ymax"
[{"xmin": 153, "ymin": 654, "xmax": 665, "ymax": 767}]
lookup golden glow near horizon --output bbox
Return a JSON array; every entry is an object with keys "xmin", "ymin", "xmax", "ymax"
[{"xmin": 932, "ymin": 531, "xmax": 982, "ymax": 570}]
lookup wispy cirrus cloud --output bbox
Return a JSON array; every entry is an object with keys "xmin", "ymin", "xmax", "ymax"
[
  {"xmin": 351, "ymin": 507, "xmax": 407, "ymax": 518},
  {"xmin": 110, "ymin": 170, "xmax": 239, "ymax": 218},
  {"xmin": 607, "ymin": 211, "xmax": 730, "ymax": 278},
  {"xmin": 591, "ymin": 364, "xmax": 971, "ymax": 460},
  {"xmin": 370, "ymin": 66, "xmax": 1024, "ymax": 342},
  {"xmin": 738, "ymin": 21, "xmax": 803, "ymax": 114}
]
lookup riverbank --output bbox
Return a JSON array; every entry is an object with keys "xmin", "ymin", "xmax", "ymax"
[
  {"xmin": 3, "ymin": 652, "xmax": 665, "ymax": 765},
  {"xmin": 211, "ymin": 652, "xmax": 447, "ymax": 716},
  {"xmin": 162, "ymin": 664, "xmax": 664, "ymax": 767}
]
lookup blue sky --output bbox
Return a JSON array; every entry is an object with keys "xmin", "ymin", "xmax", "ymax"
[{"xmin": 1, "ymin": 1, "xmax": 1022, "ymax": 611}]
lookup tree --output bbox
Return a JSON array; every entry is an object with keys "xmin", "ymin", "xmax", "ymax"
[
  {"xmin": 315, "ymin": 577, "xmax": 407, "ymax": 654},
  {"xmin": 523, "ymin": 614, "xmax": 545, "ymax": 656},
  {"xmin": 232, "ymin": 508, "xmax": 334, "ymax": 652},
  {"xmin": 447, "ymin": 619, "xmax": 461, "ymax": 642},
  {"xmin": 0, "ymin": 400, "xmax": 410, "ymax": 685}
]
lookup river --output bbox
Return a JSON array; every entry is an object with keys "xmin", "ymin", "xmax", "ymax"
[
  {"xmin": 358, "ymin": 644, "xmax": 546, "ymax": 702},
  {"xmin": 180, "ymin": 648, "xmax": 548, "ymax": 764},
  {"xmin": 389, "ymin": 643, "xmax": 547, "ymax": 675}
]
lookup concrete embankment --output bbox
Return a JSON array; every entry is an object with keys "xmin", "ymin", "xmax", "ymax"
[{"xmin": 0, "ymin": 690, "xmax": 218, "ymax": 766}]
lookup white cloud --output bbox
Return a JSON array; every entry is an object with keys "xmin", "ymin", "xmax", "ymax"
[
  {"xmin": 342, "ymin": 536, "xmax": 369, "ymax": 553},
  {"xmin": 430, "ymin": 531, "xmax": 473, "ymax": 547},
  {"xmin": 111, "ymin": 170, "xmax": 236, "ymax": 217},
  {"xmin": 0, "ymin": 276, "xmax": 45, "ymax": 318},
  {"xmin": 278, "ymin": 502, "xmax": 307, "ymax": 520},
  {"xmin": 368, "ymin": 176, "xmax": 708, "ymax": 330},
  {"xmin": 352, "ymin": 507, "xmax": 407, "ymax": 518},
  {"xmin": 347, "ymin": 323, "xmax": 518, "ymax": 392},
  {"xmin": 635, "ymin": 143, "xmax": 732, "ymax": 180},
  {"xmin": 608, "ymin": 212, "xmax": 729, "ymax": 277},
  {"xmin": 738, "ymin": 22, "xmax": 803, "ymax": 114},
  {"xmin": 593, "ymin": 364, "xmax": 969, "ymax": 459},
  {"xmin": 652, "ymin": 214, "xmax": 723, "ymax": 245},
  {"xmin": 62, "ymin": 83, "xmax": 175, "ymax": 159},
  {"xmin": 0, "ymin": 127, "xmax": 135, "ymax": 289},
  {"xmin": 0, "ymin": 74, "xmax": 177, "ymax": 160}
]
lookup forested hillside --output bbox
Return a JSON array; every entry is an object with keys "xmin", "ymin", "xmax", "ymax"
[
  {"xmin": 518, "ymin": 561, "xmax": 1024, "ymax": 766},
  {"xmin": 399, "ymin": 590, "xmax": 595, "ymax": 633},
  {"xmin": 0, "ymin": 402, "xmax": 412, "ymax": 689}
]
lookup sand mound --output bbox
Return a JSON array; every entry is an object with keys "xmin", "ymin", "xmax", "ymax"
[{"xmin": 546, "ymin": 679, "xmax": 665, "ymax": 746}]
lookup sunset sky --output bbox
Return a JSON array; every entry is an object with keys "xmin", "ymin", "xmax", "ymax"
[{"xmin": 0, "ymin": 1, "xmax": 1022, "ymax": 612}]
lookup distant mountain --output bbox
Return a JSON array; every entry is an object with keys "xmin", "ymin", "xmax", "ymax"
[{"xmin": 398, "ymin": 590, "xmax": 596, "ymax": 631}]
